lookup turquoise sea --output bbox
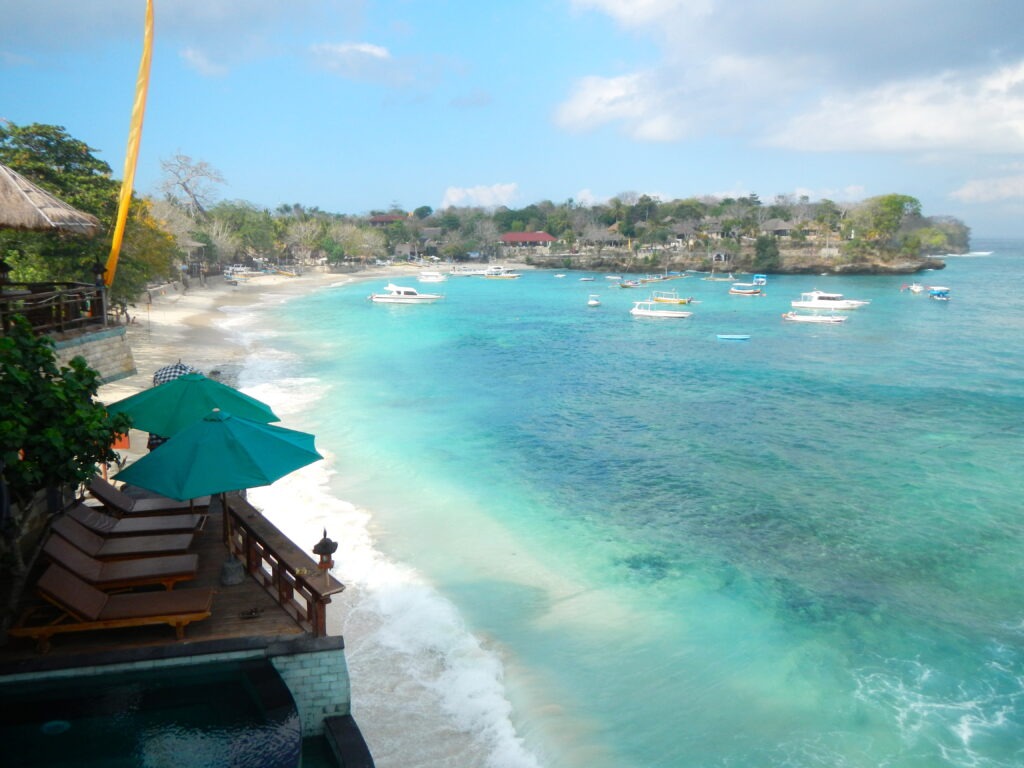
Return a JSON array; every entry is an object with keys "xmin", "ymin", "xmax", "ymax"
[{"xmin": 233, "ymin": 239, "xmax": 1024, "ymax": 768}]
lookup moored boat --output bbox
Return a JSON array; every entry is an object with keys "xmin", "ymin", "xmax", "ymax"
[
  {"xmin": 369, "ymin": 283, "xmax": 444, "ymax": 304},
  {"xmin": 782, "ymin": 311, "xmax": 847, "ymax": 324},
  {"xmin": 630, "ymin": 301, "xmax": 693, "ymax": 319},
  {"xmin": 587, "ymin": 294, "xmax": 601, "ymax": 307},
  {"xmin": 928, "ymin": 286, "xmax": 951, "ymax": 300},
  {"xmin": 418, "ymin": 271, "xmax": 447, "ymax": 283},
  {"xmin": 651, "ymin": 290, "xmax": 691, "ymax": 304},
  {"xmin": 728, "ymin": 282, "xmax": 762, "ymax": 296},
  {"xmin": 791, "ymin": 290, "xmax": 869, "ymax": 310}
]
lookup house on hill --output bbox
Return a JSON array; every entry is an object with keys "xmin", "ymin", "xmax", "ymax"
[{"xmin": 499, "ymin": 231, "xmax": 556, "ymax": 254}]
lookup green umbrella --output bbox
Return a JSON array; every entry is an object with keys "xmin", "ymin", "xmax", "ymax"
[
  {"xmin": 114, "ymin": 409, "xmax": 322, "ymax": 501},
  {"xmin": 107, "ymin": 373, "xmax": 279, "ymax": 436}
]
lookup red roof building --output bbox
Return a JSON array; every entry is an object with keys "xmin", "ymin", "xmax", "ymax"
[{"xmin": 499, "ymin": 231, "xmax": 557, "ymax": 246}]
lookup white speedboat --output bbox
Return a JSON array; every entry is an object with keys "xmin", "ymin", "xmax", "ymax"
[
  {"xmin": 418, "ymin": 271, "xmax": 447, "ymax": 283},
  {"xmin": 483, "ymin": 266, "xmax": 521, "ymax": 279},
  {"xmin": 587, "ymin": 294, "xmax": 601, "ymax": 307},
  {"xmin": 782, "ymin": 311, "xmax": 847, "ymax": 324},
  {"xmin": 369, "ymin": 283, "xmax": 444, "ymax": 303},
  {"xmin": 630, "ymin": 301, "xmax": 692, "ymax": 319},
  {"xmin": 791, "ymin": 291, "xmax": 869, "ymax": 310}
]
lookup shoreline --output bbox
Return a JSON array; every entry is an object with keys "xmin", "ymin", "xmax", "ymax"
[{"xmin": 96, "ymin": 262, "xmax": 545, "ymax": 768}]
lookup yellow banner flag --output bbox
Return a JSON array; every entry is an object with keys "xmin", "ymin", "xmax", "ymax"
[{"xmin": 105, "ymin": 0, "xmax": 154, "ymax": 287}]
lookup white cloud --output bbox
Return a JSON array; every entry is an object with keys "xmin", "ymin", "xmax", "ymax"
[
  {"xmin": 570, "ymin": 0, "xmax": 711, "ymax": 28},
  {"xmin": 555, "ymin": 73, "xmax": 691, "ymax": 141},
  {"xmin": 310, "ymin": 42, "xmax": 394, "ymax": 81},
  {"xmin": 179, "ymin": 47, "xmax": 228, "ymax": 77},
  {"xmin": 764, "ymin": 61, "xmax": 1024, "ymax": 154},
  {"xmin": 441, "ymin": 183, "xmax": 518, "ymax": 209},
  {"xmin": 950, "ymin": 175, "xmax": 1024, "ymax": 203}
]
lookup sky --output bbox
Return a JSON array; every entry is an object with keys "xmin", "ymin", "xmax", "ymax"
[{"xmin": 2, "ymin": 0, "xmax": 1024, "ymax": 237}]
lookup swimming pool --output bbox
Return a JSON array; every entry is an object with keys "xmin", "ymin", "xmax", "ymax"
[{"xmin": 0, "ymin": 659, "xmax": 302, "ymax": 767}]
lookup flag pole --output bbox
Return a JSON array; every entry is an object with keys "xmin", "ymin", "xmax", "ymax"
[{"xmin": 104, "ymin": 0, "xmax": 154, "ymax": 287}]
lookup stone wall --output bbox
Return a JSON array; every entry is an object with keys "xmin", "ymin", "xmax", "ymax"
[
  {"xmin": 52, "ymin": 326, "xmax": 136, "ymax": 384},
  {"xmin": 272, "ymin": 644, "xmax": 353, "ymax": 736}
]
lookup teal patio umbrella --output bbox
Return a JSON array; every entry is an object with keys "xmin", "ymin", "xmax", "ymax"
[
  {"xmin": 114, "ymin": 409, "xmax": 321, "ymax": 502},
  {"xmin": 107, "ymin": 373, "xmax": 280, "ymax": 437}
]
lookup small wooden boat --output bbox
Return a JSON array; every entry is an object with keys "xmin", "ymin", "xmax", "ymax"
[
  {"xmin": 631, "ymin": 301, "xmax": 692, "ymax": 319},
  {"xmin": 717, "ymin": 334, "xmax": 750, "ymax": 341},
  {"xmin": 782, "ymin": 311, "xmax": 847, "ymax": 324}
]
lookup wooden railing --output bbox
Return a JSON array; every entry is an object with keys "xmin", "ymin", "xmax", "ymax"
[
  {"xmin": 225, "ymin": 495, "xmax": 345, "ymax": 637},
  {"xmin": 0, "ymin": 282, "xmax": 107, "ymax": 336}
]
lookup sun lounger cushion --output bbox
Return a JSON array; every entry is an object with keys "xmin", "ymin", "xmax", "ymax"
[
  {"xmin": 88, "ymin": 476, "xmax": 210, "ymax": 515},
  {"xmin": 68, "ymin": 503, "xmax": 205, "ymax": 536},
  {"xmin": 51, "ymin": 515, "xmax": 194, "ymax": 559},
  {"xmin": 43, "ymin": 534, "xmax": 198, "ymax": 590},
  {"xmin": 10, "ymin": 564, "xmax": 213, "ymax": 651}
]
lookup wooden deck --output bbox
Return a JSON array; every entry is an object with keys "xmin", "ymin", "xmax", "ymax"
[{"xmin": 0, "ymin": 496, "xmax": 345, "ymax": 674}]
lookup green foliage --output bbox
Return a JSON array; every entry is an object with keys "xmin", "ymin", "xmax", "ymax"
[
  {"xmin": 0, "ymin": 317, "xmax": 131, "ymax": 510},
  {"xmin": 752, "ymin": 236, "xmax": 780, "ymax": 271}
]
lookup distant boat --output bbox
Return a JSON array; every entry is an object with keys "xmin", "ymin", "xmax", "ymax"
[
  {"xmin": 418, "ymin": 271, "xmax": 447, "ymax": 283},
  {"xmin": 604, "ymin": 275, "xmax": 622, "ymax": 281},
  {"xmin": 782, "ymin": 311, "xmax": 847, "ymax": 324},
  {"xmin": 555, "ymin": 274, "xmax": 566, "ymax": 278},
  {"xmin": 579, "ymin": 277, "xmax": 595, "ymax": 282},
  {"xmin": 587, "ymin": 294, "xmax": 601, "ymax": 307},
  {"xmin": 369, "ymin": 283, "xmax": 444, "ymax": 304},
  {"xmin": 618, "ymin": 280, "xmax": 642, "ymax": 288},
  {"xmin": 928, "ymin": 286, "xmax": 951, "ymax": 301},
  {"xmin": 791, "ymin": 291, "xmax": 869, "ymax": 310},
  {"xmin": 651, "ymin": 290, "xmax": 691, "ymax": 304},
  {"xmin": 717, "ymin": 334, "xmax": 750, "ymax": 341},
  {"xmin": 728, "ymin": 282, "xmax": 762, "ymax": 296},
  {"xmin": 630, "ymin": 301, "xmax": 693, "ymax": 319}
]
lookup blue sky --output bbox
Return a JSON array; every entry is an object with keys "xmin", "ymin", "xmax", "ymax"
[{"xmin": 2, "ymin": 1, "xmax": 1023, "ymax": 237}]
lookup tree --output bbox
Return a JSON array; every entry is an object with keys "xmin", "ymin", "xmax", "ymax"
[
  {"xmin": 160, "ymin": 153, "xmax": 225, "ymax": 219},
  {"xmin": 752, "ymin": 235, "xmax": 780, "ymax": 271},
  {"xmin": 0, "ymin": 317, "xmax": 130, "ymax": 574}
]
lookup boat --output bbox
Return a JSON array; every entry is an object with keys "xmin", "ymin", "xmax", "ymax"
[
  {"xmin": 717, "ymin": 334, "xmax": 751, "ymax": 341},
  {"xmin": 418, "ymin": 271, "xmax": 447, "ymax": 283},
  {"xmin": 791, "ymin": 291, "xmax": 869, "ymax": 310},
  {"xmin": 369, "ymin": 283, "xmax": 444, "ymax": 303},
  {"xmin": 483, "ymin": 266, "xmax": 521, "ymax": 279},
  {"xmin": 630, "ymin": 301, "xmax": 693, "ymax": 319},
  {"xmin": 579, "ymin": 277, "xmax": 595, "ymax": 282},
  {"xmin": 728, "ymin": 282, "xmax": 762, "ymax": 296},
  {"xmin": 901, "ymin": 282, "xmax": 925, "ymax": 294},
  {"xmin": 618, "ymin": 280, "xmax": 642, "ymax": 288},
  {"xmin": 555, "ymin": 274, "xmax": 566, "ymax": 278},
  {"xmin": 782, "ymin": 311, "xmax": 847, "ymax": 324},
  {"xmin": 651, "ymin": 290, "xmax": 691, "ymax": 304},
  {"xmin": 587, "ymin": 294, "xmax": 601, "ymax": 307},
  {"xmin": 928, "ymin": 286, "xmax": 951, "ymax": 300},
  {"xmin": 753, "ymin": 274, "xmax": 767, "ymax": 286},
  {"xmin": 702, "ymin": 271, "xmax": 734, "ymax": 282}
]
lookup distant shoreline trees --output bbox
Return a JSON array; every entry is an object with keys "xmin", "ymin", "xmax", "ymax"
[{"xmin": 2, "ymin": 122, "xmax": 970, "ymax": 289}]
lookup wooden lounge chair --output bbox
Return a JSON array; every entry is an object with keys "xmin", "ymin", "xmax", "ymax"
[
  {"xmin": 43, "ymin": 534, "xmax": 198, "ymax": 591},
  {"xmin": 88, "ymin": 476, "xmax": 210, "ymax": 515},
  {"xmin": 10, "ymin": 564, "xmax": 214, "ymax": 653},
  {"xmin": 69, "ymin": 502, "xmax": 206, "ymax": 536},
  {"xmin": 52, "ymin": 515, "xmax": 194, "ymax": 559}
]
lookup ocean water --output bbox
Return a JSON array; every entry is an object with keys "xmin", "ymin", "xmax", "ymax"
[{"xmin": 231, "ymin": 240, "xmax": 1024, "ymax": 768}]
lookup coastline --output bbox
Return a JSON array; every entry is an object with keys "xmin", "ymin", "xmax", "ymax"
[{"xmin": 96, "ymin": 263, "xmax": 546, "ymax": 768}]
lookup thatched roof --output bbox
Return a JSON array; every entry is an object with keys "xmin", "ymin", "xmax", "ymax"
[{"xmin": 0, "ymin": 162, "xmax": 100, "ymax": 235}]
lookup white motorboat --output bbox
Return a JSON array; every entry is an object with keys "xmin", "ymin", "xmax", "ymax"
[
  {"xmin": 483, "ymin": 266, "xmax": 521, "ymax": 279},
  {"xmin": 369, "ymin": 283, "xmax": 444, "ymax": 304},
  {"xmin": 791, "ymin": 291, "xmax": 869, "ymax": 310},
  {"xmin": 587, "ymin": 294, "xmax": 601, "ymax": 307},
  {"xmin": 418, "ymin": 271, "xmax": 447, "ymax": 283},
  {"xmin": 782, "ymin": 311, "xmax": 847, "ymax": 324},
  {"xmin": 630, "ymin": 301, "xmax": 692, "ymax": 319}
]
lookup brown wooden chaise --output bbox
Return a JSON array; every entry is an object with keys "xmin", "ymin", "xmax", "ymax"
[
  {"xmin": 88, "ymin": 476, "xmax": 210, "ymax": 515},
  {"xmin": 52, "ymin": 515, "xmax": 195, "ymax": 559},
  {"xmin": 9, "ymin": 564, "xmax": 214, "ymax": 653},
  {"xmin": 43, "ymin": 534, "xmax": 199, "ymax": 591},
  {"xmin": 68, "ymin": 502, "xmax": 206, "ymax": 537}
]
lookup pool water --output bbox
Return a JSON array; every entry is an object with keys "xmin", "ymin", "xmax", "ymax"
[{"xmin": 0, "ymin": 659, "xmax": 302, "ymax": 768}]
